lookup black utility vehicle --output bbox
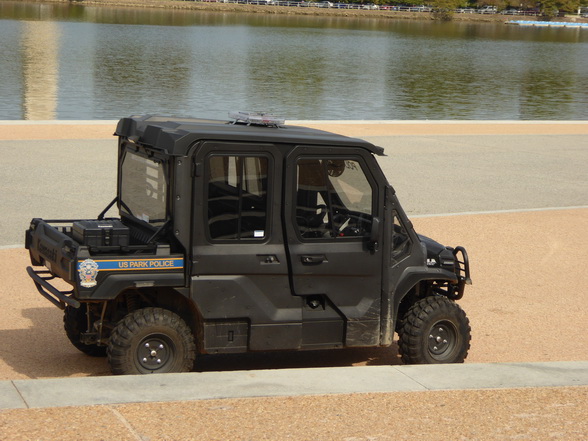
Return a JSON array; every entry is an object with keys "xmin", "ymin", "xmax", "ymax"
[{"xmin": 25, "ymin": 113, "xmax": 472, "ymax": 375}]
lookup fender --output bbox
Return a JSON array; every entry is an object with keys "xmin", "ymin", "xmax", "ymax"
[
  {"xmin": 80, "ymin": 273, "xmax": 186, "ymax": 300},
  {"xmin": 395, "ymin": 266, "xmax": 458, "ymax": 301},
  {"xmin": 380, "ymin": 266, "xmax": 458, "ymax": 345}
]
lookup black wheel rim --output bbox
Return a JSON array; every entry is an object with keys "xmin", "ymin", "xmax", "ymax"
[
  {"xmin": 427, "ymin": 320, "xmax": 459, "ymax": 361},
  {"xmin": 136, "ymin": 333, "xmax": 176, "ymax": 372}
]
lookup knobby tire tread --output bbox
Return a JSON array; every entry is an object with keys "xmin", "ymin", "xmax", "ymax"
[
  {"xmin": 398, "ymin": 295, "xmax": 471, "ymax": 364},
  {"xmin": 107, "ymin": 307, "xmax": 196, "ymax": 375}
]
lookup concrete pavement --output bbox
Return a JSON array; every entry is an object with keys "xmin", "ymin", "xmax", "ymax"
[
  {"xmin": 2, "ymin": 361, "xmax": 588, "ymax": 410},
  {"xmin": 2, "ymin": 121, "xmax": 588, "ymax": 247}
]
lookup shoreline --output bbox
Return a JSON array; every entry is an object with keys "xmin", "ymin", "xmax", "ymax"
[
  {"xmin": 12, "ymin": 0, "xmax": 588, "ymax": 23},
  {"xmin": 1, "ymin": 120, "xmax": 587, "ymax": 140}
]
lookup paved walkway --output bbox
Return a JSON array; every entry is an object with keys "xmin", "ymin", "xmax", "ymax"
[
  {"xmin": 2, "ymin": 361, "xmax": 588, "ymax": 410},
  {"xmin": 2, "ymin": 120, "xmax": 588, "ymax": 247}
]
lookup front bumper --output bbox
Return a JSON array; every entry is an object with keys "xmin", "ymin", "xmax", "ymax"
[
  {"xmin": 452, "ymin": 246, "xmax": 472, "ymax": 300},
  {"xmin": 26, "ymin": 266, "xmax": 80, "ymax": 310}
]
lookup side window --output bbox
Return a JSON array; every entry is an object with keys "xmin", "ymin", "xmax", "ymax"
[
  {"xmin": 296, "ymin": 157, "xmax": 373, "ymax": 239},
  {"xmin": 207, "ymin": 155, "xmax": 268, "ymax": 240},
  {"xmin": 391, "ymin": 212, "xmax": 411, "ymax": 265},
  {"xmin": 120, "ymin": 151, "xmax": 167, "ymax": 225}
]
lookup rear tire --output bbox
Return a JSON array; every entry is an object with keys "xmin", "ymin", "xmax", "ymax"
[
  {"xmin": 107, "ymin": 307, "xmax": 196, "ymax": 375},
  {"xmin": 63, "ymin": 305, "xmax": 107, "ymax": 357},
  {"xmin": 398, "ymin": 296, "xmax": 470, "ymax": 364}
]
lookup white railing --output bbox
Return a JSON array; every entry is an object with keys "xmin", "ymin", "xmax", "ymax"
[{"xmin": 186, "ymin": 1, "xmax": 548, "ymax": 16}]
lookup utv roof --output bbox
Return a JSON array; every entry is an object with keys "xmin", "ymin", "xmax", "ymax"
[{"xmin": 115, "ymin": 115, "xmax": 384, "ymax": 156}]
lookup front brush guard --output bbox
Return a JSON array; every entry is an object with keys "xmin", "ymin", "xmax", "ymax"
[{"xmin": 452, "ymin": 246, "xmax": 472, "ymax": 300}]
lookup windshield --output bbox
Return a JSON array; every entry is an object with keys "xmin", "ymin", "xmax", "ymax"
[{"xmin": 120, "ymin": 151, "xmax": 167, "ymax": 226}]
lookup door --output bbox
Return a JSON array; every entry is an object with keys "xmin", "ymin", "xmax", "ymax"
[
  {"xmin": 285, "ymin": 147, "xmax": 384, "ymax": 347},
  {"xmin": 190, "ymin": 142, "xmax": 302, "ymax": 352}
]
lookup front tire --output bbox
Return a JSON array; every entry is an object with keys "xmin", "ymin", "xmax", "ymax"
[
  {"xmin": 398, "ymin": 296, "xmax": 470, "ymax": 364},
  {"xmin": 107, "ymin": 307, "xmax": 196, "ymax": 375}
]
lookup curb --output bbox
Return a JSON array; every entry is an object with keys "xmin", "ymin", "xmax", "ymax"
[{"xmin": 2, "ymin": 361, "xmax": 587, "ymax": 410}]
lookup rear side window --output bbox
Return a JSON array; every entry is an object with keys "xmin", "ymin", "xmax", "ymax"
[
  {"xmin": 206, "ymin": 155, "xmax": 269, "ymax": 240},
  {"xmin": 120, "ymin": 151, "xmax": 167, "ymax": 226}
]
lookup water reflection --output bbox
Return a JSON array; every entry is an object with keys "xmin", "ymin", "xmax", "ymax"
[
  {"xmin": 92, "ymin": 25, "xmax": 194, "ymax": 116},
  {"xmin": 384, "ymin": 29, "xmax": 588, "ymax": 119},
  {"xmin": 1, "ymin": 1, "xmax": 587, "ymax": 120},
  {"xmin": 22, "ymin": 21, "xmax": 59, "ymax": 119},
  {"xmin": 4, "ymin": 1, "xmax": 587, "ymax": 43}
]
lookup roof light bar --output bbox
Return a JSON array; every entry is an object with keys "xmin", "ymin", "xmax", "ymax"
[{"xmin": 229, "ymin": 111, "xmax": 285, "ymax": 127}]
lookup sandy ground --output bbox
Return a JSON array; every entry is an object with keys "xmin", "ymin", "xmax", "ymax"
[
  {"xmin": 2, "ymin": 208, "xmax": 587, "ymax": 380},
  {"xmin": 0, "ymin": 387, "xmax": 586, "ymax": 440},
  {"xmin": 2, "ymin": 120, "xmax": 588, "ymax": 140},
  {"xmin": 1, "ymin": 120, "xmax": 587, "ymax": 380},
  {"xmin": 0, "ymin": 121, "xmax": 587, "ymax": 439}
]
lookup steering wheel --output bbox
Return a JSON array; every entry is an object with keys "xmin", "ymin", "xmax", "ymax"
[{"xmin": 297, "ymin": 205, "xmax": 330, "ymax": 238}]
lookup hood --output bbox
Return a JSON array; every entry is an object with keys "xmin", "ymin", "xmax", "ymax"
[{"xmin": 418, "ymin": 234, "xmax": 456, "ymax": 269}]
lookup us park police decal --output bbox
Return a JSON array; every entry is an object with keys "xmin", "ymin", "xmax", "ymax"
[
  {"xmin": 78, "ymin": 257, "xmax": 184, "ymax": 287},
  {"xmin": 78, "ymin": 259, "xmax": 99, "ymax": 288}
]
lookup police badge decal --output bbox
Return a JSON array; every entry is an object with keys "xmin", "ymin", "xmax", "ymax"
[{"xmin": 78, "ymin": 259, "xmax": 99, "ymax": 288}]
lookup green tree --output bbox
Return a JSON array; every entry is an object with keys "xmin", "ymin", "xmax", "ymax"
[
  {"xmin": 539, "ymin": 0, "xmax": 580, "ymax": 17},
  {"xmin": 477, "ymin": 0, "xmax": 506, "ymax": 9},
  {"xmin": 475, "ymin": 0, "xmax": 532, "ymax": 10},
  {"xmin": 430, "ymin": 0, "xmax": 463, "ymax": 20}
]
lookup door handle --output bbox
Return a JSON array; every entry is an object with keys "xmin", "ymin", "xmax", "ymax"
[
  {"xmin": 301, "ymin": 255, "xmax": 327, "ymax": 265},
  {"xmin": 258, "ymin": 254, "xmax": 279, "ymax": 265}
]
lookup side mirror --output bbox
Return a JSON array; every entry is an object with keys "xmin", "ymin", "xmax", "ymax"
[{"xmin": 369, "ymin": 217, "xmax": 380, "ymax": 252}]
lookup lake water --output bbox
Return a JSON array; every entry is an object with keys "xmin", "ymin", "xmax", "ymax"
[{"xmin": 1, "ymin": 1, "xmax": 587, "ymax": 120}]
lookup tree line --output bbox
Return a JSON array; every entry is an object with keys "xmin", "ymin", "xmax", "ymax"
[{"xmin": 344, "ymin": 0, "xmax": 588, "ymax": 18}]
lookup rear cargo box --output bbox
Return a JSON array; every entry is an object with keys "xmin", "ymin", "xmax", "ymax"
[{"xmin": 72, "ymin": 220, "xmax": 130, "ymax": 247}]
